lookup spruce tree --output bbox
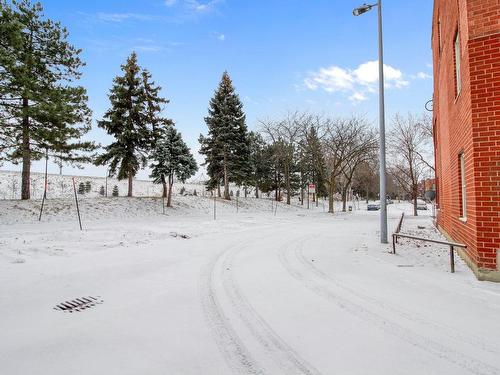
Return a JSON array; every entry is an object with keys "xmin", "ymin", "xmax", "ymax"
[
  {"xmin": 199, "ymin": 72, "xmax": 250, "ymax": 200},
  {"xmin": 150, "ymin": 127, "xmax": 197, "ymax": 207},
  {"xmin": 95, "ymin": 52, "xmax": 152, "ymax": 197},
  {"xmin": 304, "ymin": 126, "xmax": 327, "ymax": 200},
  {"xmin": 142, "ymin": 69, "xmax": 174, "ymax": 197},
  {"xmin": 0, "ymin": 0, "xmax": 95, "ymax": 199},
  {"xmin": 142, "ymin": 69, "xmax": 173, "ymax": 144},
  {"xmin": 112, "ymin": 185, "xmax": 119, "ymax": 197},
  {"xmin": 247, "ymin": 131, "xmax": 270, "ymax": 198}
]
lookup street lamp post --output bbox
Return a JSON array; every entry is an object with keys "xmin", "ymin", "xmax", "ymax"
[{"xmin": 353, "ymin": 1, "xmax": 388, "ymax": 244}]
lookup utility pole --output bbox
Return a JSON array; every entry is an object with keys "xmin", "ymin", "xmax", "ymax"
[{"xmin": 353, "ymin": 0, "xmax": 388, "ymax": 243}]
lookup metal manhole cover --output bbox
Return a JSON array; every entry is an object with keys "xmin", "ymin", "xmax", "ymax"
[{"xmin": 54, "ymin": 296, "xmax": 103, "ymax": 313}]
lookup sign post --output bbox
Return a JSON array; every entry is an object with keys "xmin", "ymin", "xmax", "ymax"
[{"xmin": 308, "ymin": 184, "xmax": 316, "ymax": 210}]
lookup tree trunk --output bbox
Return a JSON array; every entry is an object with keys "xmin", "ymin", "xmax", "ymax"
[
  {"xmin": 328, "ymin": 173, "xmax": 335, "ymax": 213},
  {"xmin": 342, "ymin": 188, "xmax": 348, "ymax": 212},
  {"xmin": 21, "ymin": 97, "xmax": 31, "ymax": 200},
  {"xmin": 223, "ymin": 152, "xmax": 230, "ymax": 200},
  {"xmin": 167, "ymin": 175, "xmax": 173, "ymax": 207},
  {"xmin": 285, "ymin": 164, "xmax": 291, "ymax": 205},
  {"xmin": 300, "ymin": 171, "xmax": 304, "ymax": 206},
  {"xmin": 413, "ymin": 184, "xmax": 418, "ymax": 216},
  {"xmin": 255, "ymin": 184, "xmax": 259, "ymax": 198},
  {"xmin": 162, "ymin": 180, "xmax": 167, "ymax": 198},
  {"xmin": 217, "ymin": 182, "xmax": 221, "ymax": 197},
  {"xmin": 328, "ymin": 184, "xmax": 334, "ymax": 213},
  {"xmin": 128, "ymin": 173, "xmax": 133, "ymax": 197}
]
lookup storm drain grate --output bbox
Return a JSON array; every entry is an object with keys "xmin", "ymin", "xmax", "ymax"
[{"xmin": 54, "ymin": 296, "xmax": 103, "ymax": 313}]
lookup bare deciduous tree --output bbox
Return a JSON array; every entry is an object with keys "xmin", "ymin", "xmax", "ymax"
[
  {"xmin": 337, "ymin": 119, "xmax": 378, "ymax": 211},
  {"xmin": 260, "ymin": 111, "xmax": 306, "ymax": 205},
  {"xmin": 388, "ymin": 113, "xmax": 431, "ymax": 216},
  {"xmin": 322, "ymin": 117, "xmax": 373, "ymax": 213}
]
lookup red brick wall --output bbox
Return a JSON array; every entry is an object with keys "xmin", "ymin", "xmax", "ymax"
[
  {"xmin": 469, "ymin": 30, "xmax": 500, "ymax": 269},
  {"xmin": 432, "ymin": 0, "xmax": 500, "ymax": 273}
]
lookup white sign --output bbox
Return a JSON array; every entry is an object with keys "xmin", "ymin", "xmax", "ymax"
[{"xmin": 308, "ymin": 184, "xmax": 316, "ymax": 194}]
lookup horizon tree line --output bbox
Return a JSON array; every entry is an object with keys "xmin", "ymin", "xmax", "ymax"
[{"xmin": 0, "ymin": 0, "xmax": 435, "ymax": 215}]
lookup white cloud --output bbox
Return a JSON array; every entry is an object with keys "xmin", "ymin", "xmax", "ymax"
[
  {"xmin": 214, "ymin": 32, "xmax": 225, "ymax": 41},
  {"xmin": 304, "ymin": 66, "xmax": 353, "ymax": 92},
  {"xmin": 165, "ymin": 0, "xmax": 177, "ymax": 6},
  {"xmin": 348, "ymin": 92, "xmax": 368, "ymax": 102},
  {"xmin": 96, "ymin": 12, "xmax": 155, "ymax": 22},
  {"xmin": 185, "ymin": 0, "xmax": 222, "ymax": 12},
  {"xmin": 304, "ymin": 60, "xmax": 409, "ymax": 102},
  {"xmin": 417, "ymin": 71, "xmax": 432, "ymax": 80}
]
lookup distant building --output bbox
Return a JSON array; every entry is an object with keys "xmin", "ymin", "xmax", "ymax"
[
  {"xmin": 432, "ymin": 0, "xmax": 500, "ymax": 281},
  {"xmin": 418, "ymin": 178, "xmax": 436, "ymax": 198}
]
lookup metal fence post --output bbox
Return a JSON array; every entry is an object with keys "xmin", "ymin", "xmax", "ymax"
[
  {"xmin": 72, "ymin": 177, "xmax": 82, "ymax": 231},
  {"xmin": 450, "ymin": 245, "xmax": 455, "ymax": 273}
]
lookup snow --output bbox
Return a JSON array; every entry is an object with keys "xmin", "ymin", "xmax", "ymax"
[
  {"xmin": 1, "ymin": 198, "xmax": 499, "ymax": 375},
  {"xmin": 0, "ymin": 169, "xmax": 212, "ymax": 200}
]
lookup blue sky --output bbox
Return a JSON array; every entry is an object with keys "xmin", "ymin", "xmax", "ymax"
[{"xmin": 4, "ymin": 0, "xmax": 434, "ymax": 179}]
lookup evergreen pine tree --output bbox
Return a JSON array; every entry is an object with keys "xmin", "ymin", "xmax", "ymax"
[
  {"xmin": 85, "ymin": 181, "xmax": 91, "ymax": 193},
  {"xmin": 99, "ymin": 185, "xmax": 105, "ymax": 196},
  {"xmin": 142, "ymin": 69, "xmax": 173, "ymax": 144},
  {"xmin": 199, "ymin": 72, "xmax": 250, "ymax": 200},
  {"xmin": 0, "ymin": 0, "xmax": 96, "ymax": 199},
  {"xmin": 142, "ymin": 69, "xmax": 174, "ymax": 197},
  {"xmin": 304, "ymin": 126, "xmax": 327, "ymax": 200},
  {"xmin": 247, "ymin": 131, "xmax": 271, "ymax": 198},
  {"xmin": 150, "ymin": 127, "xmax": 197, "ymax": 207},
  {"xmin": 112, "ymin": 185, "xmax": 119, "ymax": 197},
  {"xmin": 95, "ymin": 52, "xmax": 152, "ymax": 197}
]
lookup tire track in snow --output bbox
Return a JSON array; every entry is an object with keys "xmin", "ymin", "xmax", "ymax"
[
  {"xmin": 200, "ymin": 242, "xmax": 264, "ymax": 375},
  {"xmin": 278, "ymin": 239, "xmax": 500, "ymax": 375},
  {"xmin": 294, "ymin": 244, "xmax": 499, "ymax": 356},
  {"xmin": 221, "ymin": 241, "xmax": 322, "ymax": 375},
  {"xmin": 200, "ymin": 230, "xmax": 322, "ymax": 375}
]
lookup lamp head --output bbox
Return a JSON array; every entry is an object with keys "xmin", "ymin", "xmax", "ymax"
[{"xmin": 353, "ymin": 4, "xmax": 374, "ymax": 16}]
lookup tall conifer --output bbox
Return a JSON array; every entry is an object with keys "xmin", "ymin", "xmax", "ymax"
[
  {"xmin": 0, "ymin": 0, "xmax": 95, "ymax": 199},
  {"xmin": 199, "ymin": 72, "xmax": 250, "ymax": 200},
  {"xmin": 150, "ymin": 127, "xmax": 197, "ymax": 207},
  {"xmin": 95, "ymin": 52, "xmax": 161, "ymax": 197}
]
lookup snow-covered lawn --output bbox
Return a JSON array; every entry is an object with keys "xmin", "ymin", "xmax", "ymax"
[{"xmin": 1, "ymin": 198, "xmax": 499, "ymax": 375}]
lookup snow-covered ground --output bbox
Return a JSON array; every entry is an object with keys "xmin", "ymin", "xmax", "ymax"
[{"xmin": 1, "ymin": 198, "xmax": 499, "ymax": 375}]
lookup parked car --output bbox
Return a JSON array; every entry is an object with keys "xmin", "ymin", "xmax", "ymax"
[
  {"xmin": 367, "ymin": 201, "xmax": 381, "ymax": 211},
  {"xmin": 416, "ymin": 199, "xmax": 428, "ymax": 210}
]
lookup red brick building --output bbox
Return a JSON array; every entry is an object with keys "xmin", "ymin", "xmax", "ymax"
[{"xmin": 432, "ymin": 0, "xmax": 500, "ymax": 281}]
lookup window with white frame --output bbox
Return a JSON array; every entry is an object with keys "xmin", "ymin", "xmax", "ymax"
[
  {"xmin": 454, "ymin": 31, "xmax": 461, "ymax": 96},
  {"xmin": 459, "ymin": 153, "xmax": 467, "ymax": 219}
]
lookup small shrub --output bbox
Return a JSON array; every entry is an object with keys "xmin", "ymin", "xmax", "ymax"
[
  {"xmin": 78, "ymin": 182, "xmax": 86, "ymax": 195},
  {"xmin": 180, "ymin": 186, "xmax": 186, "ymax": 195},
  {"xmin": 112, "ymin": 185, "xmax": 119, "ymax": 197},
  {"xmin": 99, "ymin": 185, "xmax": 105, "ymax": 196},
  {"xmin": 193, "ymin": 189, "xmax": 197, "ymax": 196},
  {"xmin": 85, "ymin": 181, "xmax": 91, "ymax": 193}
]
